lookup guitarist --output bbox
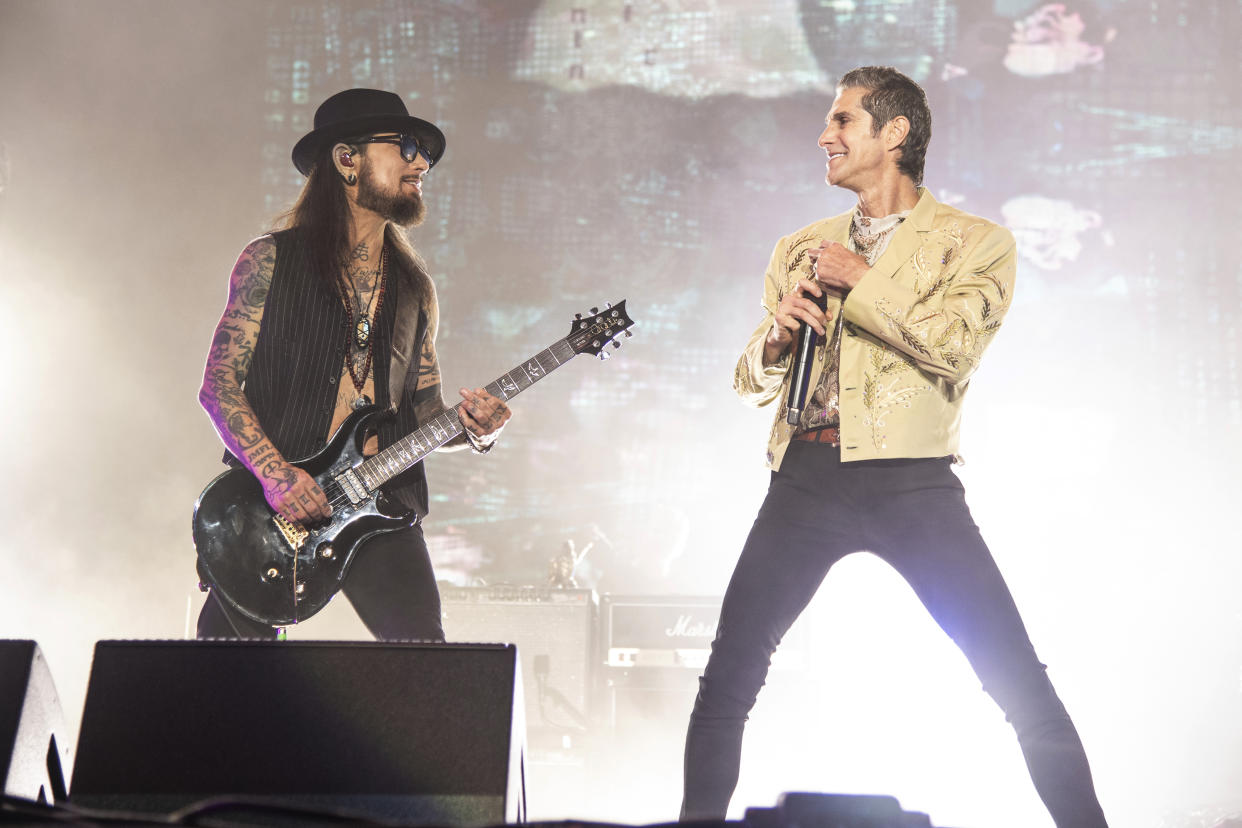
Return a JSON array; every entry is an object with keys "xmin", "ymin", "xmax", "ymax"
[{"xmin": 195, "ymin": 89, "xmax": 511, "ymax": 639}]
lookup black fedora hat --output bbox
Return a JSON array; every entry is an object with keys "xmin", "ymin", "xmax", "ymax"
[{"xmin": 291, "ymin": 88, "xmax": 446, "ymax": 176}]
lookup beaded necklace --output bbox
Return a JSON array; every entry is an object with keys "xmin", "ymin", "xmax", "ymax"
[{"xmin": 337, "ymin": 246, "xmax": 388, "ymax": 393}]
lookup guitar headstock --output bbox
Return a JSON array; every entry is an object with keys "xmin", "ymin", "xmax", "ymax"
[{"xmin": 566, "ymin": 300, "xmax": 635, "ymax": 360}]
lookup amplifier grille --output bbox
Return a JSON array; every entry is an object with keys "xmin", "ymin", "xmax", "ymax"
[{"xmin": 441, "ymin": 587, "xmax": 597, "ymax": 735}]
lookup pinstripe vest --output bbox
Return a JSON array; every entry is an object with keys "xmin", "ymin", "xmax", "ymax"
[{"xmin": 236, "ymin": 227, "xmax": 431, "ymax": 515}]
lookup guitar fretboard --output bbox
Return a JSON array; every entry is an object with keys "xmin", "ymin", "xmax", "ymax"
[{"xmin": 355, "ymin": 338, "xmax": 578, "ymax": 491}]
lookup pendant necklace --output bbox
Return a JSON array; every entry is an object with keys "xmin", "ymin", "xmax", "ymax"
[
  {"xmin": 352, "ymin": 248, "xmax": 385, "ymax": 350},
  {"xmin": 339, "ymin": 246, "xmax": 388, "ymax": 393}
]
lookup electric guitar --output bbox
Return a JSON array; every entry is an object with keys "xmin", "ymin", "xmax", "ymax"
[{"xmin": 192, "ymin": 301, "xmax": 635, "ymax": 626}]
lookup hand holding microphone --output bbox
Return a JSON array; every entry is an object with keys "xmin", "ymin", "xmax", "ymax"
[
  {"xmin": 775, "ymin": 279, "xmax": 833, "ymax": 425},
  {"xmin": 764, "ymin": 278, "xmax": 833, "ymax": 366},
  {"xmin": 765, "ymin": 240, "xmax": 866, "ymax": 365}
]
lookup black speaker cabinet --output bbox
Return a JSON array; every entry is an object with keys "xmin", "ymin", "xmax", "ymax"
[
  {"xmin": 441, "ymin": 586, "xmax": 596, "ymax": 737},
  {"xmin": 0, "ymin": 640, "xmax": 71, "ymax": 804},
  {"xmin": 69, "ymin": 640, "xmax": 525, "ymax": 825}
]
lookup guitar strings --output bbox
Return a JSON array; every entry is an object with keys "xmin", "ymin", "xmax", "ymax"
[{"xmin": 300, "ymin": 396, "xmax": 507, "ymax": 519}]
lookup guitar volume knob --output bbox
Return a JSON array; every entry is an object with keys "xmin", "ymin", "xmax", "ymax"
[{"xmin": 319, "ymin": 544, "xmax": 335, "ymax": 559}]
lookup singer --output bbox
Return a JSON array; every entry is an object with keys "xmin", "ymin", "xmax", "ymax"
[{"xmin": 681, "ymin": 66, "xmax": 1109, "ymax": 828}]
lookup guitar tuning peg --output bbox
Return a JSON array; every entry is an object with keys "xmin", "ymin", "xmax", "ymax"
[
  {"xmin": 611, "ymin": 341, "xmax": 621, "ymax": 349},
  {"xmin": 624, "ymin": 330, "xmax": 633, "ymax": 338},
  {"xmin": 590, "ymin": 307, "xmax": 599, "ymax": 314},
  {"xmin": 598, "ymin": 350, "xmax": 610, "ymax": 361},
  {"xmin": 575, "ymin": 313, "xmax": 583, "ymax": 320},
  {"xmin": 605, "ymin": 301, "xmax": 612, "ymax": 308}
]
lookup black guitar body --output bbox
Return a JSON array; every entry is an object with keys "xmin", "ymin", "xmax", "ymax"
[
  {"xmin": 192, "ymin": 405, "xmax": 418, "ymax": 627},
  {"xmin": 192, "ymin": 301, "xmax": 635, "ymax": 627}
]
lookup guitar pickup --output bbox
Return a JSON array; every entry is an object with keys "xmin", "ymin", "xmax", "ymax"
[{"xmin": 335, "ymin": 469, "xmax": 369, "ymax": 506}]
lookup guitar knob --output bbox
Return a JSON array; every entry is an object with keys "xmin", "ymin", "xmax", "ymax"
[
  {"xmin": 265, "ymin": 567, "xmax": 280, "ymax": 580},
  {"xmin": 319, "ymin": 543, "xmax": 335, "ymax": 559},
  {"xmin": 295, "ymin": 582, "xmax": 306, "ymax": 595}
]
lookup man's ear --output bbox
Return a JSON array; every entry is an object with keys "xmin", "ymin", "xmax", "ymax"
[
  {"xmin": 331, "ymin": 142, "xmax": 358, "ymax": 182},
  {"xmin": 885, "ymin": 116, "xmax": 910, "ymax": 151}
]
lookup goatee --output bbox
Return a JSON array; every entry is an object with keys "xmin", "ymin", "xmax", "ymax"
[{"xmin": 356, "ymin": 166, "xmax": 426, "ymax": 227}]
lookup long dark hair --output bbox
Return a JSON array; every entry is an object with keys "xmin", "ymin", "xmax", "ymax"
[{"xmin": 270, "ymin": 144, "xmax": 431, "ymax": 307}]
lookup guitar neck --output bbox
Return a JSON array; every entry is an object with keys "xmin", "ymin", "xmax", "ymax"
[{"xmin": 355, "ymin": 338, "xmax": 579, "ymax": 491}]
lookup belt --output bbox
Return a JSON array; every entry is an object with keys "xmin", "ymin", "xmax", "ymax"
[{"xmin": 793, "ymin": 426, "xmax": 840, "ymax": 446}]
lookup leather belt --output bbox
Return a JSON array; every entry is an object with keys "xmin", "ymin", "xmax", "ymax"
[{"xmin": 793, "ymin": 427, "xmax": 840, "ymax": 446}]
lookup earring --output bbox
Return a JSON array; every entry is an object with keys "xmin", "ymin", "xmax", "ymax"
[{"xmin": 343, "ymin": 172, "xmax": 357, "ymax": 185}]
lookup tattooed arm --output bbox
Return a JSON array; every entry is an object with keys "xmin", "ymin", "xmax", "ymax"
[{"xmin": 198, "ymin": 237, "xmax": 332, "ymax": 523}]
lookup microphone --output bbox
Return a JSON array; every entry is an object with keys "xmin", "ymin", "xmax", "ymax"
[{"xmin": 786, "ymin": 289, "xmax": 830, "ymax": 425}]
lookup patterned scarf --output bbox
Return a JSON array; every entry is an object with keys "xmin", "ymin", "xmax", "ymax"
[{"xmin": 849, "ymin": 208, "xmax": 909, "ymax": 266}]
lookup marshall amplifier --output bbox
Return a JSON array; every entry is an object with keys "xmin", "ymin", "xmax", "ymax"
[
  {"xmin": 441, "ymin": 586, "xmax": 597, "ymax": 735},
  {"xmin": 598, "ymin": 596, "xmax": 722, "ymax": 738},
  {"xmin": 599, "ymin": 597, "xmax": 810, "ymax": 734},
  {"xmin": 601, "ymin": 595, "xmax": 720, "ymax": 670},
  {"xmin": 601, "ymin": 595, "xmax": 809, "ymax": 673}
]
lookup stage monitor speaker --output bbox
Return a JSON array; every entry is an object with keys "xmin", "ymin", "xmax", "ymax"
[
  {"xmin": 0, "ymin": 640, "xmax": 71, "ymax": 805},
  {"xmin": 441, "ymin": 586, "xmax": 596, "ymax": 737},
  {"xmin": 69, "ymin": 640, "xmax": 525, "ymax": 825}
]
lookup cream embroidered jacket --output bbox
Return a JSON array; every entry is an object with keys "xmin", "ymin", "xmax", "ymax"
[{"xmin": 734, "ymin": 188, "xmax": 1016, "ymax": 470}]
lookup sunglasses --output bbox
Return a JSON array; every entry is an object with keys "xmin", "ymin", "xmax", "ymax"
[{"xmin": 354, "ymin": 134, "xmax": 436, "ymax": 168}]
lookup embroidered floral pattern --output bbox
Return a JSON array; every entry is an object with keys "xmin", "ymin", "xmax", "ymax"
[
  {"xmin": 858, "ymin": 221, "xmax": 1011, "ymax": 449},
  {"xmin": 859, "ymin": 348, "xmax": 925, "ymax": 449},
  {"xmin": 739, "ymin": 200, "xmax": 1016, "ymax": 466}
]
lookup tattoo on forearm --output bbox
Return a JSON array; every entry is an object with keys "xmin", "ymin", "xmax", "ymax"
[
  {"xmin": 226, "ymin": 411, "xmax": 264, "ymax": 450},
  {"xmin": 201, "ymin": 238, "xmax": 285, "ymax": 483},
  {"xmin": 249, "ymin": 444, "xmax": 277, "ymax": 469},
  {"xmin": 412, "ymin": 381, "xmax": 447, "ymax": 424},
  {"xmin": 415, "ymin": 339, "xmax": 440, "ymax": 390},
  {"xmin": 260, "ymin": 458, "xmax": 286, "ymax": 481}
]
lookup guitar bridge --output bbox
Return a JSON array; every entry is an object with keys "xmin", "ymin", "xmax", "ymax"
[{"xmin": 272, "ymin": 513, "xmax": 309, "ymax": 550}]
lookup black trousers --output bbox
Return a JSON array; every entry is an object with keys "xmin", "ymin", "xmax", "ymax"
[
  {"xmin": 682, "ymin": 441, "xmax": 1108, "ymax": 828},
  {"xmin": 196, "ymin": 522, "xmax": 445, "ymax": 642}
]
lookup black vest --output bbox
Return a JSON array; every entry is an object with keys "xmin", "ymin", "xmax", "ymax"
[{"xmin": 235, "ymin": 227, "xmax": 431, "ymax": 515}]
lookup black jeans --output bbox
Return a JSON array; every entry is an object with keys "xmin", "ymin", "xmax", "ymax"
[
  {"xmin": 197, "ymin": 522, "xmax": 445, "ymax": 642},
  {"xmin": 682, "ymin": 441, "xmax": 1108, "ymax": 828}
]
